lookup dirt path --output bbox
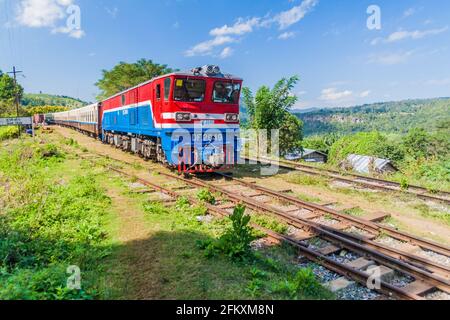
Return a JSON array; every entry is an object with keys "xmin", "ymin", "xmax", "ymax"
[
  {"xmin": 51, "ymin": 127, "xmax": 170, "ymax": 299},
  {"xmin": 106, "ymin": 187, "xmax": 165, "ymax": 300}
]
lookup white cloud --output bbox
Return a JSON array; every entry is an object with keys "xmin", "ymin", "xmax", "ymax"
[
  {"xmin": 403, "ymin": 8, "xmax": 416, "ymax": 17},
  {"xmin": 278, "ymin": 31, "xmax": 295, "ymax": 40},
  {"xmin": 387, "ymin": 27, "xmax": 448, "ymax": 42},
  {"xmin": 360, "ymin": 90, "xmax": 371, "ymax": 98},
  {"xmin": 16, "ymin": 0, "xmax": 73, "ymax": 28},
  {"xmin": 319, "ymin": 88, "xmax": 353, "ymax": 101},
  {"xmin": 105, "ymin": 6, "xmax": 118, "ymax": 19},
  {"xmin": 185, "ymin": 36, "xmax": 235, "ymax": 57},
  {"xmin": 219, "ymin": 47, "xmax": 234, "ymax": 59},
  {"xmin": 185, "ymin": 0, "xmax": 317, "ymax": 57},
  {"xmin": 274, "ymin": 0, "xmax": 318, "ymax": 30},
  {"xmin": 371, "ymin": 27, "xmax": 448, "ymax": 45},
  {"xmin": 15, "ymin": 0, "xmax": 85, "ymax": 38},
  {"xmin": 368, "ymin": 51, "xmax": 414, "ymax": 65},
  {"xmin": 210, "ymin": 17, "xmax": 261, "ymax": 37},
  {"xmin": 52, "ymin": 25, "xmax": 84, "ymax": 38}
]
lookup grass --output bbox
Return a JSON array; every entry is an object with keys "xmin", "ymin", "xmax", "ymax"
[
  {"xmin": 0, "ymin": 138, "xmax": 113, "ymax": 300},
  {"xmin": 252, "ymin": 214, "xmax": 289, "ymax": 235},
  {"xmin": 114, "ymin": 177, "xmax": 333, "ymax": 299},
  {"xmin": 285, "ymin": 172, "xmax": 328, "ymax": 187},
  {"xmin": 294, "ymin": 193, "xmax": 322, "ymax": 203},
  {"xmin": 0, "ymin": 131, "xmax": 335, "ymax": 300},
  {"xmin": 342, "ymin": 207, "xmax": 365, "ymax": 217},
  {"xmin": 413, "ymin": 203, "xmax": 450, "ymax": 226}
]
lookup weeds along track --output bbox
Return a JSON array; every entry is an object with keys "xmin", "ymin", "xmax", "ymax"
[
  {"xmin": 243, "ymin": 156, "xmax": 450, "ymax": 205},
  {"xmin": 77, "ymin": 150, "xmax": 450, "ymax": 300}
]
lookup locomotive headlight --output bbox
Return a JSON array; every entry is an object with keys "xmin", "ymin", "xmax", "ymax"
[
  {"xmin": 176, "ymin": 112, "xmax": 192, "ymax": 122},
  {"xmin": 206, "ymin": 65, "xmax": 214, "ymax": 74},
  {"xmin": 225, "ymin": 113, "xmax": 239, "ymax": 122}
]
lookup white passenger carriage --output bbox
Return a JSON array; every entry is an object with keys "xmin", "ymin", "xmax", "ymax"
[{"xmin": 46, "ymin": 103, "xmax": 100, "ymax": 137}]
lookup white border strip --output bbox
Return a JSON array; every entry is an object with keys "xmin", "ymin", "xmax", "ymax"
[
  {"xmin": 161, "ymin": 124, "xmax": 240, "ymax": 129},
  {"xmin": 161, "ymin": 113, "xmax": 226, "ymax": 121}
]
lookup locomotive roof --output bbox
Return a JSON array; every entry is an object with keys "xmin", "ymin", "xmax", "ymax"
[{"xmin": 103, "ymin": 69, "xmax": 243, "ymax": 102}]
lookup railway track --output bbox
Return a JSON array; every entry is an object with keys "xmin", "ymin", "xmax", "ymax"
[
  {"xmin": 52, "ymin": 126, "xmax": 450, "ymax": 300},
  {"xmin": 243, "ymin": 156, "xmax": 450, "ymax": 205},
  {"xmin": 78, "ymin": 150, "xmax": 450, "ymax": 300}
]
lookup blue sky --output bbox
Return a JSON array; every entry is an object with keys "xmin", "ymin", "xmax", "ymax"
[{"xmin": 1, "ymin": 0, "xmax": 449, "ymax": 109}]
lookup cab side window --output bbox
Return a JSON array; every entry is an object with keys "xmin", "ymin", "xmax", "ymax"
[
  {"xmin": 156, "ymin": 84, "xmax": 161, "ymax": 100},
  {"xmin": 164, "ymin": 78, "xmax": 171, "ymax": 100}
]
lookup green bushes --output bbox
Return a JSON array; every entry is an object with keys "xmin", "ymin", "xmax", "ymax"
[
  {"xmin": 196, "ymin": 189, "xmax": 216, "ymax": 205},
  {"xmin": 328, "ymin": 131, "xmax": 403, "ymax": 165},
  {"xmin": 36, "ymin": 143, "xmax": 65, "ymax": 159},
  {"xmin": 201, "ymin": 205, "xmax": 256, "ymax": 260},
  {"xmin": 0, "ymin": 126, "xmax": 19, "ymax": 141},
  {"xmin": 272, "ymin": 268, "xmax": 334, "ymax": 300},
  {"xmin": 324, "ymin": 127, "xmax": 449, "ymax": 190},
  {"xmin": 303, "ymin": 133, "xmax": 340, "ymax": 154}
]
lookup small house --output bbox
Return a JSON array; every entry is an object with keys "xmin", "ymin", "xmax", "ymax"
[
  {"xmin": 285, "ymin": 148, "xmax": 328, "ymax": 163},
  {"xmin": 341, "ymin": 154, "xmax": 397, "ymax": 175}
]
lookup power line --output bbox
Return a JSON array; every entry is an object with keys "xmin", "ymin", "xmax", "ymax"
[{"xmin": 7, "ymin": 66, "xmax": 23, "ymax": 136}]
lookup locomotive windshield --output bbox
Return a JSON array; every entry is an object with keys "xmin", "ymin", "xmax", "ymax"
[
  {"xmin": 174, "ymin": 78, "xmax": 206, "ymax": 102},
  {"xmin": 212, "ymin": 81, "xmax": 241, "ymax": 104}
]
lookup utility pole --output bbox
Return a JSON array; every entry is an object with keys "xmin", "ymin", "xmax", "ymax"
[{"xmin": 7, "ymin": 66, "xmax": 23, "ymax": 137}]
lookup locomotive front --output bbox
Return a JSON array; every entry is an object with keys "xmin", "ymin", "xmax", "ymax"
[{"xmin": 161, "ymin": 65, "xmax": 242, "ymax": 173}]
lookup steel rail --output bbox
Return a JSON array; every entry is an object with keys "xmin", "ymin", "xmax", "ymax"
[
  {"xmin": 79, "ymin": 149, "xmax": 450, "ymax": 275},
  {"xmin": 243, "ymin": 156, "xmax": 450, "ymax": 205},
  {"xmin": 216, "ymin": 172, "xmax": 450, "ymax": 258},
  {"xmin": 55, "ymin": 127, "xmax": 448, "ymax": 299},
  {"xmin": 98, "ymin": 162, "xmax": 422, "ymax": 300},
  {"xmin": 157, "ymin": 171, "xmax": 450, "ymax": 293},
  {"xmin": 78, "ymin": 148, "xmax": 450, "ymax": 275}
]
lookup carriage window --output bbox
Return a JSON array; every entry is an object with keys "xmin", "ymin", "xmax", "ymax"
[
  {"xmin": 164, "ymin": 78, "xmax": 171, "ymax": 100},
  {"xmin": 173, "ymin": 78, "xmax": 205, "ymax": 102},
  {"xmin": 212, "ymin": 82, "xmax": 241, "ymax": 104},
  {"xmin": 156, "ymin": 84, "xmax": 161, "ymax": 100}
]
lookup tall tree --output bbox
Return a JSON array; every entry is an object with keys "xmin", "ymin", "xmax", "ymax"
[
  {"xmin": 280, "ymin": 113, "xmax": 304, "ymax": 155},
  {"xmin": 0, "ymin": 70, "xmax": 24, "ymax": 116},
  {"xmin": 242, "ymin": 76, "xmax": 303, "ymax": 155},
  {"xmin": 95, "ymin": 59, "xmax": 176, "ymax": 100}
]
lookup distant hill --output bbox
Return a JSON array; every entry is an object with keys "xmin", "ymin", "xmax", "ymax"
[
  {"xmin": 291, "ymin": 107, "xmax": 319, "ymax": 114},
  {"xmin": 294, "ymin": 97, "xmax": 450, "ymax": 136},
  {"xmin": 21, "ymin": 93, "xmax": 89, "ymax": 109}
]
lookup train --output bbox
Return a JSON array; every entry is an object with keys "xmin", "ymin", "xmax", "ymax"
[{"xmin": 45, "ymin": 65, "xmax": 242, "ymax": 173}]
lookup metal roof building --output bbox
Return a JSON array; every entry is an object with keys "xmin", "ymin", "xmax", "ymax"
[
  {"xmin": 341, "ymin": 154, "xmax": 397, "ymax": 174},
  {"xmin": 285, "ymin": 148, "xmax": 328, "ymax": 163}
]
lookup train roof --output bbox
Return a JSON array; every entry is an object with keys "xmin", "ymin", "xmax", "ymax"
[
  {"xmin": 45, "ymin": 103, "xmax": 98, "ymax": 116},
  {"xmin": 103, "ymin": 67, "xmax": 242, "ymax": 102}
]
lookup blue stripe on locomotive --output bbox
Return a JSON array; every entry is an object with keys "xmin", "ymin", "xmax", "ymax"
[{"xmin": 102, "ymin": 104, "xmax": 239, "ymax": 166}]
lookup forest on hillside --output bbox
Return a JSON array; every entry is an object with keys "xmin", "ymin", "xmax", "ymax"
[
  {"xmin": 295, "ymin": 98, "xmax": 450, "ymax": 136},
  {"xmin": 21, "ymin": 94, "xmax": 88, "ymax": 109}
]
